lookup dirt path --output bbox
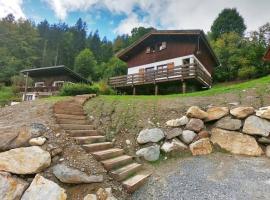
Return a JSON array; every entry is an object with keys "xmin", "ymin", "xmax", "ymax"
[{"xmin": 132, "ymin": 153, "xmax": 270, "ymax": 200}]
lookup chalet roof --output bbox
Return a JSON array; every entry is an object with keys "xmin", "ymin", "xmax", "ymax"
[
  {"xmin": 116, "ymin": 29, "xmax": 220, "ymax": 66},
  {"xmin": 21, "ymin": 65, "xmax": 90, "ymax": 83},
  {"xmin": 264, "ymin": 46, "xmax": 270, "ymax": 61}
]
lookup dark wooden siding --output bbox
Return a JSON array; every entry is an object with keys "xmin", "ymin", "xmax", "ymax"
[
  {"xmin": 124, "ymin": 35, "xmax": 216, "ymax": 75},
  {"xmin": 31, "ymin": 75, "xmax": 77, "ymax": 87}
]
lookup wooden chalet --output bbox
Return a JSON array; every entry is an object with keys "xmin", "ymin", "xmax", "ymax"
[
  {"xmin": 20, "ymin": 65, "xmax": 89, "ymax": 101},
  {"xmin": 264, "ymin": 47, "xmax": 270, "ymax": 61},
  {"xmin": 109, "ymin": 30, "xmax": 220, "ymax": 95}
]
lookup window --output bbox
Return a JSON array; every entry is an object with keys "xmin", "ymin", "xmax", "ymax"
[
  {"xmin": 183, "ymin": 58, "xmax": 190, "ymax": 65},
  {"xmin": 157, "ymin": 64, "xmax": 167, "ymax": 71},
  {"xmin": 146, "ymin": 41, "xmax": 166, "ymax": 53},
  {"xmin": 146, "ymin": 47, "xmax": 151, "ymax": 53},
  {"xmin": 53, "ymin": 81, "xmax": 64, "ymax": 87},
  {"xmin": 34, "ymin": 82, "xmax": 45, "ymax": 87}
]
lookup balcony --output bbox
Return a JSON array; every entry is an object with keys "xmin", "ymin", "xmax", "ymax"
[{"xmin": 108, "ymin": 62, "xmax": 212, "ymax": 89}]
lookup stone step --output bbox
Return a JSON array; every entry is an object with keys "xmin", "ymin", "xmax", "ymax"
[
  {"xmin": 83, "ymin": 142, "xmax": 113, "ymax": 152},
  {"xmin": 67, "ymin": 130, "xmax": 99, "ymax": 137},
  {"xmin": 73, "ymin": 136, "xmax": 106, "ymax": 144},
  {"xmin": 122, "ymin": 173, "xmax": 151, "ymax": 193},
  {"xmin": 101, "ymin": 155, "xmax": 133, "ymax": 171},
  {"xmin": 91, "ymin": 148, "xmax": 125, "ymax": 161},
  {"xmin": 59, "ymin": 124, "xmax": 94, "ymax": 130},
  {"xmin": 57, "ymin": 119, "xmax": 88, "ymax": 125},
  {"xmin": 54, "ymin": 109, "xmax": 85, "ymax": 115},
  {"xmin": 55, "ymin": 114, "xmax": 87, "ymax": 120},
  {"xmin": 110, "ymin": 163, "xmax": 142, "ymax": 181}
]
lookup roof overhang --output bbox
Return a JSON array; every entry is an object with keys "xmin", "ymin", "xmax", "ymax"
[
  {"xmin": 116, "ymin": 29, "xmax": 220, "ymax": 66},
  {"xmin": 21, "ymin": 65, "xmax": 90, "ymax": 83}
]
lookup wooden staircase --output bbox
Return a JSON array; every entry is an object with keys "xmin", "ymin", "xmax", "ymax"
[{"xmin": 53, "ymin": 94, "xmax": 151, "ymax": 193}]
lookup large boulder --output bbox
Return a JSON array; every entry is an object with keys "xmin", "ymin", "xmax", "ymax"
[
  {"xmin": 53, "ymin": 164, "xmax": 103, "ymax": 184},
  {"xmin": 179, "ymin": 130, "xmax": 197, "ymax": 144},
  {"xmin": 0, "ymin": 171, "xmax": 29, "ymax": 200},
  {"xmin": 0, "ymin": 123, "xmax": 47, "ymax": 151},
  {"xmin": 211, "ymin": 128, "xmax": 263, "ymax": 156},
  {"xmin": 0, "ymin": 146, "xmax": 51, "ymax": 174},
  {"xmin": 21, "ymin": 174, "xmax": 67, "ymax": 200},
  {"xmin": 243, "ymin": 115, "xmax": 270, "ymax": 137},
  {"xmin": 185, "ymin": 118, "xmax": 204, "ymax": 132},
  {"xmin": 165, "ymin": 116, "xmax": 189, "ymax": 127},
  {"xmin": 136, "ymin": 145, "xmax": 160, "ymax": 161},
  {"xmin": 215, "ymin": 116, "xmax": 242, "ymax": 131},
  {"xmin": 186, "ymin": 106, "xmax": 208, "ymax": 119},
  {"xmin": 165, "ymin": 128, "xmax": 182, "ymax": 139},
  {"xmin": 256, "ymin": 106, "xmax": 270, "ymax": 120},
  {"xmin": 161, "ymin": 139, "xmax": 188, "ymax": 153},
  {"xmin": 205, "ymin": 107, "xmax": 229, "ymax": 122},
  {"xmin": 137, "ymin": 128, "xmax": 164, "ymax": 144},
  {"xmin": 230, "ymin": 107, "xmax": 255, "ymax": 119},
  {"xmin": 189, "ymin": 138, "xmax": 212, "ymax": 156}
]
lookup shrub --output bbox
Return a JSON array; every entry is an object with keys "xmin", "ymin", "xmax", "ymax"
[
  {"xmin": 93, "ymin": 80, "xmax": 116, "ymax": 95},
  {"xmin": 59, "ymin": 83, "xmax": 99, "ymax": 96},
  {"xmin": 238, "ymin": 66, "xmax": 257, "ymax": 80}
]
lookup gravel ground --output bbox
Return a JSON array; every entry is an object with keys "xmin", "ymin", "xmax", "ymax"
[{"xmin": 132, "ymin": 153, "xmax": 270, "ymax": 200}]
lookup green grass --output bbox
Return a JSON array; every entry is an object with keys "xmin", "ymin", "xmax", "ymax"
[
  {"xmin": 0, "ymin": 87, "xmax": 17, "ymax": 106},
  {"xmin": 100, "ymin": 75, "xmax": 270, "ymax": 101}
]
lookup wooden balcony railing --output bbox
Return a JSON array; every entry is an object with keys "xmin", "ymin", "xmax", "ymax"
[
  {"xmin": 109, "ymin": 63, "xmax": 212, "ymax": 88},
  {"xmin": 19, "ymin": 86, "xmax": 61, "ymax": 93}
]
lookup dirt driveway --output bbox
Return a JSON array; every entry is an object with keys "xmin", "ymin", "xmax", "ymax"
[{"xmin": 132, "ymin": 153, "xmax": 270, "ymax": 200}]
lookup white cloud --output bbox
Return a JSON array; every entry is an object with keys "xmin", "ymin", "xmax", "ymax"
[
  {"xmin": 43, "ymin": 0, "xmax": 270, "ymax": 35},
  {"xmin": 0, "ymin": 0, "xmax": 25, "ymax": 19}
]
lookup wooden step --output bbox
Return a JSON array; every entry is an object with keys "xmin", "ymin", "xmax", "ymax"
[
  {"xmin": 122, "ymin": 173, "xmax": 151, "ymax": 193},
  {"xmin": 59, "ymin": 124, "xmax": 94, "ymax": 130},
  {"xmin": 83, "ymin": 142, "xmax": 113, "ymax": 152},
  {"xmin": 67, "ymin": 130, "xmax": 99, "ymax": 137},
  {"xmin": 110, "ymin": 163, "xmax": 142, "ymax": 181},
  {"xmin": 73, "ymin": 136, "xmax": 106, "ymax": 144},
  {"xmin": 55, "ymin": 114, "xmax": 86, "ymax": 120},
  {"xmin": 101, "ymin": 155, "xmax": 133, "ymax": 170},
  {"xmin": 92, "ymin": 148, "xmax": 124, "ymax": 161},
  {"xmin": 57, "ymin": 119, "xmax": 88, "ymax": 125}
]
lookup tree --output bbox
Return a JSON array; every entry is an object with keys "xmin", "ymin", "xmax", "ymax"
[
  {"xmin": 102, "ymin": 57, "xmax": 127, "ymax": 78},
  {"xmin": 74, "ymin": 48, "xmax": 97, "ymax": 80},
  {"xmin": 210, "ymin": 8, "xmax": 246, "ymax": 40}
]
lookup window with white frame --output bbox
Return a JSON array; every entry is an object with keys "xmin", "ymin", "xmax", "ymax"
[
  {"xmin": 34, "ymin": 82, "xmax": 45, "ymax": 87},
  {"xmin": 53, "ymin": 81, "xmax": 64, "ymax": 87}
]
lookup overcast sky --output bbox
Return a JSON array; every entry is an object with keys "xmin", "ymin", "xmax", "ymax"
[{"xmin": 0, "ymin": 0, "xmax": 269, "ymax": 40}]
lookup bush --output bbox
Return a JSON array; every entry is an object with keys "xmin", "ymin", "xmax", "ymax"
[
  {"xmin": 238, "ymin": 66, "xmax": 257, "ymax": 80},
  {"xmin": 93, "ymin": 80, "xmax": 116, "ymax": 95},
  {"xmin": 59, "ymin": 83, "xmax": 99, "ymax": 96}
]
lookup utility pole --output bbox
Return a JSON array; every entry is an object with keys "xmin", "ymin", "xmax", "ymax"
[{"xmin": 23, "ymin": 72, "xmax": 29, "ymax": 101}]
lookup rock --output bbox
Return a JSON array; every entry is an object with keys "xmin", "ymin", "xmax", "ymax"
[
  {"xmin": 193, "ymin": 130, "xmax": 210, "ymax": 141},
  {"xmin": 29, "ymin": 136, "xmax": 46, "ymax": 146},
  {"xmin": 125, "ymin": 140, "xmax": 131, "ymax": 145},
  {"xmin": 165, "ymin": 128, "xmax": 182, "ymax": 139},
  {"xmin": 165, "ymin": 116, "xmax": 189, "ymax": 127},
  {"xmin": 136, "ymin": 145, "xmax": 160, "ymax": 161},
  {"xmin": 0, "ymin": 123, "xmax": 47, "ymax": 151},
  {"xmin": 243, "ymin": 115, "xmax": 270, "ymax": 137},
  {"xmin": 96, "ymin": 188, "xmax": 108, "ymax": 200},
  {"xmin": 189, "ymin": 138, "xmax": 213, "ymax": 156},
  {"xmin": 179, "ymin": 130, "xmax": 197, "ymax": 144},
  {"xmin": 0, "ymin": 171, "xmax": 29, "ymax": 200},
  {"xmin": 186, "ymin": 106, "xmax": 208, "ymax": 119},
  {"xmin": 211, "ymin": 128, "xmax": 263, "ymax": 156},
  {"xmin": 185, "ymin": 118, "xmax": 204, "ymax": 132},
  {"xmin": 137, "ymin": 128, "xmax": 164, "ymax": 144},
  {"xmin": 21, "ymin": 174, "xmax": 67, "ymax": 200},
  {"xmin": 256, "ymin": 106, "xmax": 270, "ymax": 120},
  {"xmin": 215, "ymin": 116, "xmax": 242, "ymax": 131},
  {"xmin": 50, "ymin": 147, "xmax": 63, "ymax": 157},
  {"xmin": 205, "ymin": 107, "xmax": 229, "ymax": 121},
  {"xmin": 266, "ymin": 146, "xmax": 270, "ymax": 157},
  {"xmin": 230, "ymin": 107, "xmax": 255, "ymax": 119},
  {"xmin": 0, "ymin": 146, "xmax": 51, "ymax": 174},
  {"xmin": 84, "ymin": 194, "xmax": 97, "ymax": 200},
  {"xmin": 104, "ymin": 188, "xmax": 118, "ymax": 200},
  {"xmin": 161, "ymin": 139, "xmax": 188, "ymax": 153},
  {"xmin": 53, "ymin": 164, "xmax": 103, "ymax": 184},
  {"xmin": 258, "ymin": 137, "xmax": 270, "ymax": 144}
]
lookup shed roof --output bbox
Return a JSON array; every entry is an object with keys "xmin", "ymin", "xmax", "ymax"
[
  {"xmin": 21, "ymin": 65, "xmax": 90, "ymax": 83},
  {"xmin": 116, "ymin": 29, "xmax": 220, "ymax": 66}
]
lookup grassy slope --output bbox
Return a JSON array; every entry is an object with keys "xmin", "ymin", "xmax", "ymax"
[{"xmin": 0, "ymin": 87, "xmax": 16, "ymax": 106}]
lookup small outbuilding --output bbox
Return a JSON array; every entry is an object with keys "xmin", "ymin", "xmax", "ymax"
[{"xmin": 20, "ymin": 65, "xmax": 89, "ymax": 101}]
